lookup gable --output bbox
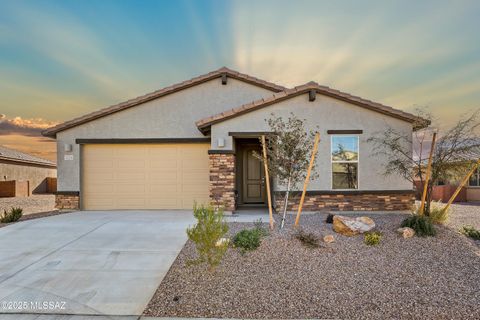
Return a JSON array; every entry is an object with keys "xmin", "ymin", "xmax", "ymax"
[
  {"xmin": 43, "ymin": 67, "xmax": 285, "ymax": 138},
  {"xmin": 197, "ymin": 83, "xmax": 427, "ymax": 133},
  {"xmin": 53, "ymin": 77, "xmax": 277, "ymax": 140}
]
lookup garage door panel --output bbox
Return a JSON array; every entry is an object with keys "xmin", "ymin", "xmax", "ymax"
[
  {"xmin": 82, "ymin": 143, "xmax": 209, "ymax": 210},
  {"xmin": 116, "ymin": 184, "xmax": 146, "ymax": 194}
]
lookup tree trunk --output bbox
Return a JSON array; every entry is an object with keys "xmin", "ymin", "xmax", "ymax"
[
  {"xmin": 281, "ymin": 177, "xmax": 292, "ymax": 229},
  {"xmin": 424, "ymin": 182, "xmax": 434, "ymax": 216}
]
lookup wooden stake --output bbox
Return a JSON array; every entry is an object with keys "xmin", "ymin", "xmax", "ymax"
[
  {"xmin": 442, "ymin": 159, "xmax": 480, "ymax": 213},
  {"xmin": 419, "ymin": 132, "xmax": 437, "ymax": 215},
  {"xmin": 261, "ymin": 135, "xmax": 274, "ymax": 230},
  {"xmin": 295, "ymin": 132, "xmax": 321, "ymax": 226}
]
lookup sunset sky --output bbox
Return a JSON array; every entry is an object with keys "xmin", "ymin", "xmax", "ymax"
[{"xmin": 1, "ymin": 0, "xmax": 479, "ymax": 162}]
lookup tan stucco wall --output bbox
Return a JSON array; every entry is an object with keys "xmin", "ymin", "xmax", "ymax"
[
  {"xmin": 56, "ymin": 77, "xmax": 275, "ymax": 191},
  {"xmin": 210, "ymin": 93, "xmax": 413, "ymax": 191},
  {"xmin": 466, "ymin": 187, "xmax": 480, "ymax": 201},
  {"xmin": 0, "ymin": 161, "xmax": 57, "ymax": 194}
]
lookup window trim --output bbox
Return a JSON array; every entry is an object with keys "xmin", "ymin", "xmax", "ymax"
[
  {"xmin": 331, "ymin": 135, "xmax": 360, "ymax": 190},
  {"xmin": 469, "ymin": 167, "xmax": 480, "ymax": 187}
]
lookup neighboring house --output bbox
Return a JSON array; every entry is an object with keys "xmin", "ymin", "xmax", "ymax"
[
  {"xmin": 42, "ymin": 67, "xmax": 424, "ymax": 212},
  {"xmin": 414, "ymin": 167, "xmax": 480, "ymax": 203},
  {"xmin": 0, "ymin": 146, "xmax": 57, "ymax": 196}
]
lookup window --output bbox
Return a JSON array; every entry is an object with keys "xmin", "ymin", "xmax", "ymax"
[
  {"xmin": 469, "ymin": 168, "xmax": 480, "ymax": 186},
  {"xmin": 331, "ymin": 136, "xmax": 359, "ymax": 189}
]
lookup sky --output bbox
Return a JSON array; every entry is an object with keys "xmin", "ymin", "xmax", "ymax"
[{"xmin": 0, "ymin": 0, "xmax": 479, "ymax": 161}]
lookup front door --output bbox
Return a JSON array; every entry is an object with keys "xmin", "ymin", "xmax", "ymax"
[{"xmin": 242, "ymin": 146, "xmax": 265, "ymax": 203}]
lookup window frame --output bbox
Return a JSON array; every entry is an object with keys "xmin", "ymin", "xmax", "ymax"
[
  {"xmin": 469, "ymin": 167, "xmax": 480, "ymax": 187},
  {"xmin": 330, "ymin": 135, "xmax": 360, "ymax": 190}
]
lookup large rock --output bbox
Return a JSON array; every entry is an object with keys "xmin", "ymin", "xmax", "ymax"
[
  {"xmin": 397, "ymin": 227, "xmax": 415, "ymax": 238},
  {"xmin": 333, "ymin": 215, "xmax": 375, "ymax": 236}
]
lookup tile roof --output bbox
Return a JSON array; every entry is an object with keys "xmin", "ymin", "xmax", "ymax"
[
  {"xmin": 42, "ymin": 67, "xmax": 286, "ymax": 137},
  {"xmin": 0, "ymin": 146, "xmax": 56, "ymax": 167},
  {"xmin": 196, "ymin": 82, "xmax": 429, "ymax": 132}
]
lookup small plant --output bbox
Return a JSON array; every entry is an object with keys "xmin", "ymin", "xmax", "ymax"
[
  {"xmin": 253, "ymin": 218, "xmax": 269, "ymax": 237},
  {"xmin": 364, "ymin": 231, "xmax": 382, "ymax": 245},
  {"xmin": 462, "ymin": 225, "xmax": 480, "ymax": 240},
  {"xmin": 401, "ymin": 215, "xmax": 436, "ymax": 237},
  {"xmin": 428, "ymin": 202, "xmax": 449, "ymax": 225},
  {"xmin": 325, "ymin": 214, "xmax": 335, "ymax": 224},
  {"xmin": 186, "ymin": 204, "xmax": 229, "ymax": 271},
  {"xmin": 295, "ymin": 229, "xmax": 320, "ymax": 248},
  {"xmin": 0, "ymin": 207, "xmax": 23, "ymax": 223},
  {"xmin": 233, "ymin": 229, "xmax": 262, "ymax": 253}
]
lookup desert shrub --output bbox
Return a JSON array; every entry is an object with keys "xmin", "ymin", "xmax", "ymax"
[
  {"xmin": 428, "ymin": 203, "xmax": 449, "ymax": 225},
  {"xmin": 233, "ymin": 229, "xmax": 262, "ymax": 253},
  {"xmin": 295, "ymin": 229, "xmax": 320, "ymax": 248},
  {"xmin": 325, "ymin": 214, "xmax": 335, "ymax": 224},
  {"xmin": 253, "ymin": 218, "xmax": 269, "ymax": 237},
  {"xmin": 0, "ymin": 207, "xmax": 23, "ymax": 223},
  {"xmin": 186, "ymin": 204, "xmax": 229, "ymax": 270},
  {"xmin": 462, "ymin": 225, "xmax": 480, "ymax": 240},
  {"xmin": 401, "ymin": 215, "xmax": 436, "ymax": 237},
  {"xmin": 364, "ymin": 231, "xmax": 382, "ymax": 246}
]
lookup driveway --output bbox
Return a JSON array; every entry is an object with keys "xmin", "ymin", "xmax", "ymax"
[{"xmin": 0, "ymin": 210, "xmax": 195, "ymax": 317}]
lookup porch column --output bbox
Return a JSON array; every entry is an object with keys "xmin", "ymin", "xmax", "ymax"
[{"xmin": 208, "ymin": 152, "xmax": 236, "ymax": 212}]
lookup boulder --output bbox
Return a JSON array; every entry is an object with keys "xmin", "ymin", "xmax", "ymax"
[
  {"xmin": 323, "ymin": 235, "xmax": 335, "ymax": 243},
  {"xmin": 397, "ymin": 227, "xmax": 415, "ymax": 238},
  {"xmin": 333, "ymin": 215, "xmax": 376, "ymax": 236}
]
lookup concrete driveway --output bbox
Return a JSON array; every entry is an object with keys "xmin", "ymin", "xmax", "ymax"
[{"xmin": 0, "ymin": 210, "xmax": 195, "ymax": 317}]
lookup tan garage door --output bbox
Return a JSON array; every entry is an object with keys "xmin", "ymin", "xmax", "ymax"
[{"xmin": 82, "ymin": 144, "xmax": 210, "ymax": 210}]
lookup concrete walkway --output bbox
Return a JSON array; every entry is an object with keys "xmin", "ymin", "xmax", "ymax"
[{"xmin": 0, "ymin": 210, "xmax": 195, "ymax": 318}]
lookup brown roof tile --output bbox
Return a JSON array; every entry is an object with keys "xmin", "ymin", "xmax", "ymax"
[{"xmin": 42, "ymin": 67, "xmax": 286, "ymax": 137}]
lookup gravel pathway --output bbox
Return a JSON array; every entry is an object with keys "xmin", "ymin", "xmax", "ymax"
[
  {"xmin": 0, "ymin": 194, "xmax": 55, "ymax": 215},
  {"xmin": 144, "ymin": 213, "xmax": 480, "ymax": 320}
]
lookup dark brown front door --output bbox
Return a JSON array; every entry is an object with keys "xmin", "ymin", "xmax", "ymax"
[{"xmin": 242, "ymin": 146, "xmax": 265, "ymax": 203}]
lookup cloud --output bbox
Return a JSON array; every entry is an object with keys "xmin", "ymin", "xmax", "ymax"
[{"xmin": 0, "ymin": 115, "xmax": 59, "ymax": 137}]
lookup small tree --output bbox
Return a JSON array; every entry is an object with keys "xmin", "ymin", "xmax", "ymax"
[
  {"xmin": 260, "ymin": 113, "xmax": 318, "ymax": 228},
  {"xmin": 186, "ymin": 204, "xmax": 229, "ymax": 271},
  {"xmin": 368, "ymin": 109, "xmax": 480, "ymax": 216}
]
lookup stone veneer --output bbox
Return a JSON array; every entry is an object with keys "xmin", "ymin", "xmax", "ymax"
[
  {"xmin": 209, "ymin": 153, "xmax": 235, "ymax": 212},
  {"xmin": 56, "ymin": 192, "xmax": 80, "ymax": 210},
  {"xmin": 274, "ymin": 191, "xmax": 415, "ymax": 212}
]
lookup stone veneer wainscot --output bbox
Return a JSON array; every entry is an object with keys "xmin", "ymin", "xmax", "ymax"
[
  {"xmin": 55, "ymin": 192, "xmax": 80, "ymax": 210},
  {"xmin": 274, "ymin": 191, "xmax": 415, "ymax": 212},
  {"xmin": 209, "ymin": 153, "xmax": 235, "ymax": 212}
]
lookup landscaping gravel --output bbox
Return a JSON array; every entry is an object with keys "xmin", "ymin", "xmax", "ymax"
[
  {"xmin": 144, "ymin": 213, "xmax": 480, "ymax": 320},
  {"xmin": 0, "ymin": 194, "xmax": 55, "ymax": 215}
]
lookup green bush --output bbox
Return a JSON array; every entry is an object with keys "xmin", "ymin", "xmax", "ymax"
[
  {"xmin": 233, "ymin": 228, "xmax": 263, "ymax": 253},
  {"xmin": 186, "ymin": 204, "xmax": 229, "ymax": 271},
  {"xmin": 0, "ymin": 207, "xmax": 23, "ymax": 223},
  {"xmin": 295, "ymin": 229, "xmax": 320, "ymax": 248},
  {"xmin": 364, "ymin": 231, "xmax": 382, "ymax": 245},
  {"xmin": 401, "ymin": 215, "xmax": 436, "ymax": 237},
  {"xmin": 462, "ymin": 225, "xmax": 480, "ymax": 240}
]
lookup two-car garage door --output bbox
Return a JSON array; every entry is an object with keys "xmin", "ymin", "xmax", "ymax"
[{"xmin": 82, "ymin": 144, "xmax": 210, "ymax": 210}]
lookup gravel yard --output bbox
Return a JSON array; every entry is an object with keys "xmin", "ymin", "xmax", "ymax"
[
  {"xmin": 144, "ymin": 213, "xmax": 480, "ymax": 320},
  {"xmin": 447, "ymin": 202, "xmax": 480, "ymax": 229},
  {"xmin": 0, "ymin": 194, "xmax": 56, "ymax": 215}
]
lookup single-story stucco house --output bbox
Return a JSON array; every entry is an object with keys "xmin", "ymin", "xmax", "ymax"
[
  {"xmin": 42, "ymin": 67, "xmax": 424, "ymax": 212},
  {"xmin": 0, "ymin": 146, "xmax": 56, "ymax": 196}
]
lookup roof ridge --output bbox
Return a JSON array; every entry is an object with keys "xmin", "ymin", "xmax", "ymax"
[{"xmin": 43, "ymin": 67, "xmax": 286, "ymax": 137}]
